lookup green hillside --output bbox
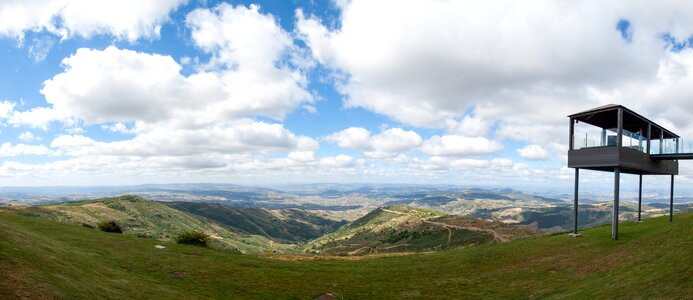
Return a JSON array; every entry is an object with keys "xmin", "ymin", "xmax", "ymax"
[
  {"xmin": 303, "ymin": 205, "xmax": 537, "ymax": 255},
  {"xmin": 2, "ymin": 195, "xmax": 293, "ymax": 254},
  {"xmin": 1, "ymin": 209, "xmax": 692, "ymax": 298},
  {"xmin": 164, "ymin": 202, "xmax": 346, "ymax": 243}
]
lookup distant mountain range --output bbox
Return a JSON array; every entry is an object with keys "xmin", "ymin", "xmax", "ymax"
[{"xmin": 2, "ymin": 184, "xmax": 692, "ymax": 234}]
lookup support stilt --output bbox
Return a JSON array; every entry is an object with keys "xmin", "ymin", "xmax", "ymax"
[
  {"xmin": 670, "ymin": 175, "xmax": 674, "ymax": 222},
  {"xmin": 570, "ymin": 168, "xmax": 581, "ymax": 237},
  {"xmin": 637, "ymin": 174, "xmax": 642, "ymax": 222},
  {"xmin": 612, "ymin": 167, "xmax": 620, "ymax": 240}
]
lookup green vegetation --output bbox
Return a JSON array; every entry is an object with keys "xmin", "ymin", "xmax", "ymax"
[
  {"xmin": 175, "ymin": 230, "xmax": 209, "ymax": 247},
  {"xmin": 1, "ymin": 195, "xmax": 294, "ymax": 254},
  {"xmin": 1, "ymin": 209, "xmax": 692, "ymax": 298},
  {"xmin": 96, "ymin": 220, "xmax": 123, "ymax": 233},
  {"xmin": 164, "ymin": 202, "xmax": 346, "ymax": 243},
  {"xmin": 303, "ymin": 205, "xmax": 535, "ymax": 255}
]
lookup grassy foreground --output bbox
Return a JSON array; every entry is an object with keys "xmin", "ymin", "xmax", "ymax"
[{"xmin": 1, "ymin": 210, "xmax": 692, "ymax": 299}]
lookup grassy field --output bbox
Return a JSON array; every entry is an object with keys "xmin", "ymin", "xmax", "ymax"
[
  {"xmin": 2, "ymin": 209, "xmax": 692, "ymax": 299},
  {"xmin": 2, "ymin": 195, "xmax": 294, "ymax": 254}
]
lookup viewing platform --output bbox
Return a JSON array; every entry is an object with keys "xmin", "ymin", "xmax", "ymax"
[{"xmin": 567, "ymin": 104, "xmax": 690, "ymax": 240}]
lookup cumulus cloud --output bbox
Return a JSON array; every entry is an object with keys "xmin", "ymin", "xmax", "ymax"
[
  {"xmin": 0, "ymin": 0, "xmax": 187, "ymax": 42},
  {"xmin": 0, "ymin": 101, "xmax": 15, "ymax": 119},
  {"xmin": 186, "ymin": 3, "xmax": 314, "ymax": 119},
  {"xmin": 325, "ymin": 127, "xmax": 422, "ymax": 157},
  {"xmin": 296, "ymin": 0, "xmax": 693, "ymax": 149},
  {"xmin": 50, "ymin": 120, "xmax": 317, "ymax": 157},
  {"xmin": 8, "ymin": 1, "xmax": 693, "ymax": 185},
  {"xmin": 517, "ymin": 144, "xmax": 551, "ymax": 161},
  {"xmin": 8, "ymin": 106, "xmax": 66, "ymax": 129},
  {"xmin": 0, "ymin": 142, "xmax": 52, "ymax": 157},
  {"xmin": 18, "ymin": 131, "xmax": 37, "ymax": 142},
  {"xmin": 41, "ymin": 47, "xmax": 195, "ymax": 124},
  {"xmin": 23, "ymin": 5, "xmax": 313, "ymax": 128},
  {"xmin": 0, "ymin": 3, "xmax": 324, "ymax": 186},
  {"xmin": 421, "ymin": 135, "xmax": 502, "ymax": 157},
  {"xmin": 101, "ymin": 122, "xmax": 136, "ymax": 134},
  {"xmin": 319, "ymin": 154, "xmax": 355, "ymax": 168}
]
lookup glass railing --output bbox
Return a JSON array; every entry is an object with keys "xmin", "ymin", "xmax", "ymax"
[
  {"xmin": 571, "ymin": 120, "xmax": 688, "ymax": 154},
  {"xmin": 573, "ymin": 128, "xmax": 648, "ymax": 153},
  {"xmin": 657, "ymin": 138, "xmax": 681, "ymax": 154}
]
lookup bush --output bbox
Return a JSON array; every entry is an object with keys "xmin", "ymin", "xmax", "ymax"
[
  {"xmin": 97, "ymin": 220, "xmax": 123, "ymax": 233},
  {"xmin": 175, "ymin": 231, "xmax": 209, "ymax": 247}
]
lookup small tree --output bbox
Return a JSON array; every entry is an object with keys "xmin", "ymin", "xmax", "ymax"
[
  {"xmin": 97, "ymin": 220, "xmax": 123, "ymax": 233},
  {"xmin": 175, "ymin": 230, "xmax": 209, "ymax": 247}
]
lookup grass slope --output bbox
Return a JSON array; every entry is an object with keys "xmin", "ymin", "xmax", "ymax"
[
  {"xmin": 1, "ymin": 210, "xmax": 692, "ymax": 298},
  {"xmin": 2, "ymin": 195, "xmax": 293, "ymax": 254},
  {"xmin": 164, "ymin": 202, "xmax": 346, "ymax": 243},
  {"xmin": 303, "ymin": 205, "xmax": 536, "ymax": 255}
]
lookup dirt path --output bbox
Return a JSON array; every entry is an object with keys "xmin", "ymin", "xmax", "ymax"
[
  {"xmin": 422, "ymin": 219, "xmax": 509, "ymax": 243},
  {"xmin": 380, "ymin": 207, "xmax": 509, "ymax": 243},
  {"xmin": 380, "ymin": 208, "xmax": 406, "ymax": 215}
]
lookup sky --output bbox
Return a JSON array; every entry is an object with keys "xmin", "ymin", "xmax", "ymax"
[{"xmin": 1, "ymin": 0, "xmax": 693, "ymax": 190}]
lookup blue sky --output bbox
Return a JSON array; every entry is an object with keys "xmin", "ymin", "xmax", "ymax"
[{"xmin": 1, "ymin": 0, "xmax": 693, "ymax": 190}]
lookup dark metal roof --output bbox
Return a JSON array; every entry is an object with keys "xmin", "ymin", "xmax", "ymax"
[
  {"xmin": 568, "ymin": 104, "xmax": 621, "ymax": 117},
  {"xmin": 568, "ymin": 104, "xmax": 678, "ymax": 139}
]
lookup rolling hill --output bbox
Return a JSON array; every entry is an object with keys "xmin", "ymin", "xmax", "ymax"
[
  {"xmin": 1, "ymin": 207, "xmax": 692, "ymax": 298},
  {"xmin": 303, "ymin": 205, "xmax": 537, "ymax": 255},
  {"xmin": 163, "ymin": 202, "xmax": 347, "ymax": 243},
  {"xmin": 1, "ymin": 195, "xmax": 294, "ymax": 254}
]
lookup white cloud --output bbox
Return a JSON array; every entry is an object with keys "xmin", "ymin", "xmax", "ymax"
[
  {"xmin": 18, "ymin": 131, "xmax": 37, "ymax": 142},
  {"xmin": 41, "ymin": 46, "xmax": 199, "ymax": 125},
  {"xmin": 517, "ymin": 144, "xmax": 551, "ymax": 161},
  {"xmin": 324, "ymin": 127, "xmax": 370, "ymax": 149},
  {"xmin": 0, "ymin": 142, "xmax": 52, "ymax": 157},
  {"xmin": 319, "ymin": 154, "xmax": 355, "ymax": 168},
  {"xmin": 101, "ymin": 122, "xmax": 136, "ymax": 134},
  {"xmin": 7, "ymin": 107, "xmax": 64, "ymax": 129},
  {"xmin": 0, "ymin": 101, "xmax": 15, "ymax": 119},
  {"xmin": 50, "ymin": 120, "xmax": 318, "ymax": 157},
  {"xmin": 186, "ymin": 3, "xmax": 314, "ymax": 119},
  {"xmin": 27, "ymin": 36, "xmax": 54, "ymax": 62},
  {"xmin": 296, "ymin": 0, "xmax": 693, "ymax": 149},
  {"xmin": 421, "ymin": 135, "xmax": 502, "ymax": 157},
  {"xmin": 24, "ymin": 5, "xmax": 313, "ymax": 128},
  {"xmin": 0, "ymin": 3, "xmax": 325, "ymax": 185},
  {"xmin": 0, "ymin": 0, "xmax": 187, "ymax": 43},
  {"xmin": 445, "ymin": 114, "xmax": 490, "ymax": 137},
  {"xmin": 325, "ymin": 127, "xmax": 422, "ymax": 157},
  {"xmin": 288, "ymin": 151, "xmax": 316, "ymax": 162}
]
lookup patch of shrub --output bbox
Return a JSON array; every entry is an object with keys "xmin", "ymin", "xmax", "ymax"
[
  {"xmin": 175, "ymin": 230, "xmax": 209, "ymax": 247},
  {"xmin": 97, "ymin": 220, "xmax": 123, "ymax": 233},
  {"xmin": 81, "ymin": 223, "xmax": 95, "ymax": 229},
  {"xmin": 107, "ymin": 203, "xmax": 127, "ymax": 212}
]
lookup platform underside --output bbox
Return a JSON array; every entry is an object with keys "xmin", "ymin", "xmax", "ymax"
[{"xmin": 568, "ymin": 146, "xmax": 678, "ymax": 175}]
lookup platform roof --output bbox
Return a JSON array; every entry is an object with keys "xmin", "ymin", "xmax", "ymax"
[{"xmin": 568, "ymin": 104, "xmax": 678, "ymax": 139}]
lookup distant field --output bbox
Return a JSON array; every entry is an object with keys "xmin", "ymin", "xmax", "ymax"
[{"xmin": 1, "ymin": 208, "xmax": 692, "ymax": 298}]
